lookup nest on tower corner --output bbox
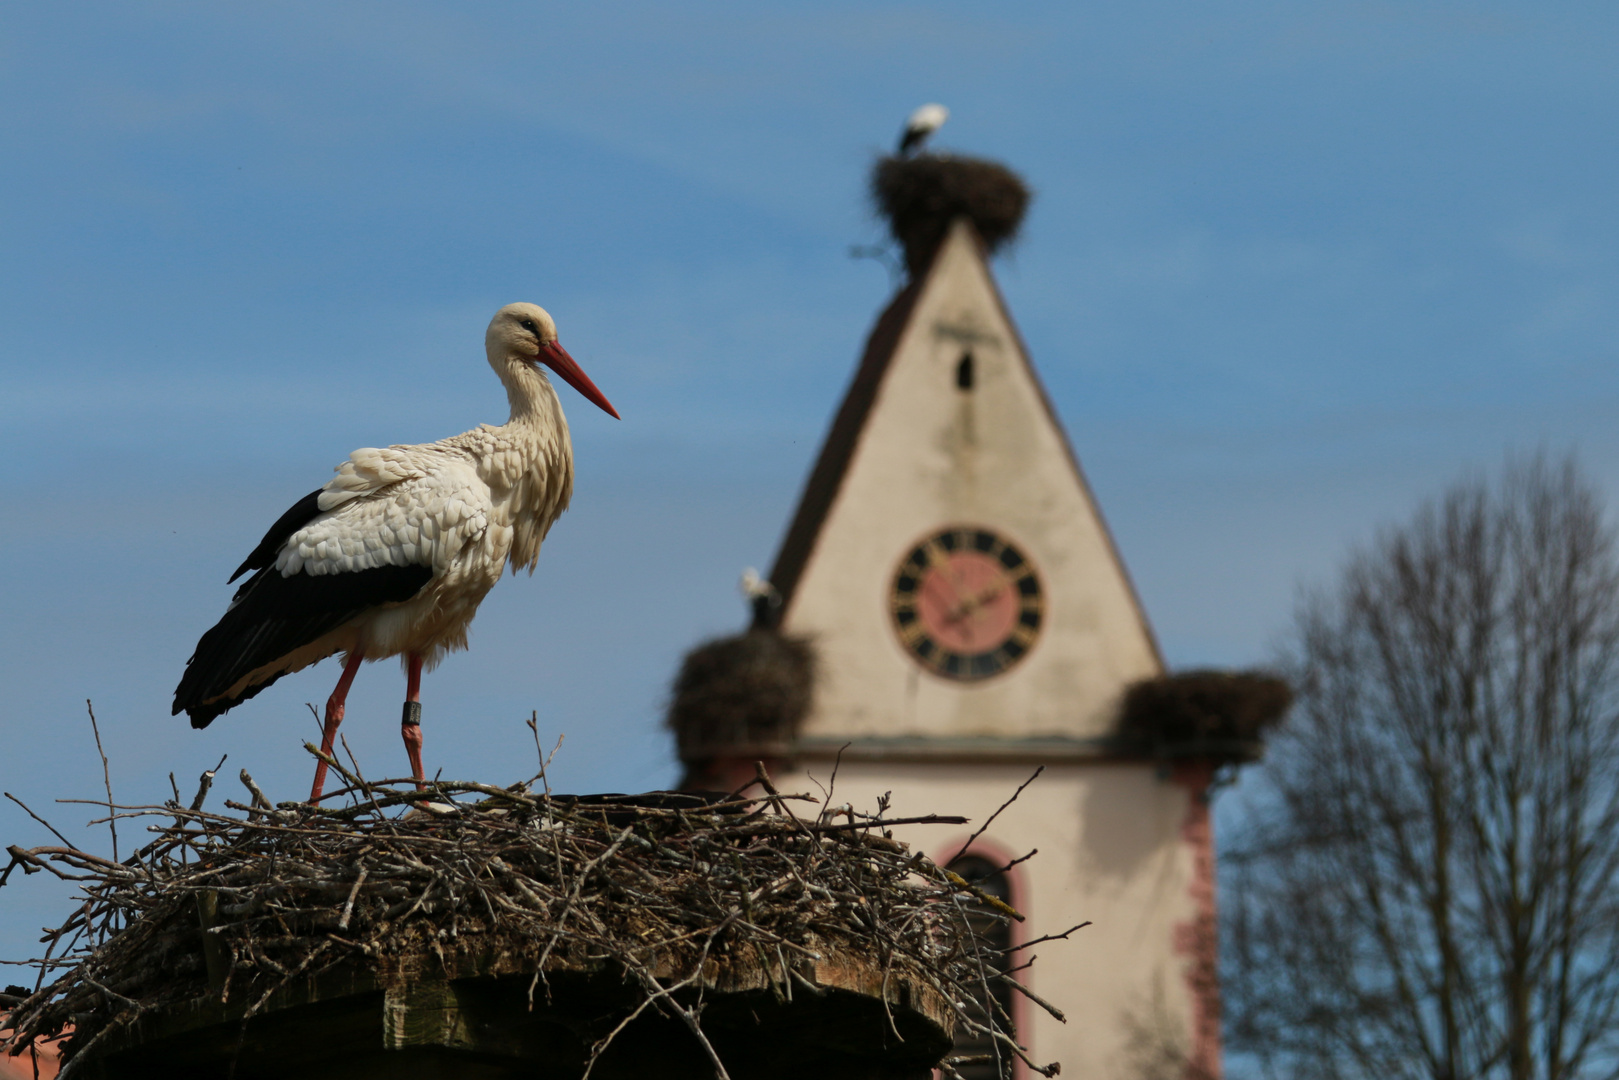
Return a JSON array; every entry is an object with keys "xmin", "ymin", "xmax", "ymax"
[
  {"xmin": 667, "ymin": 629, "xmax": 817, "ymax": 769},
  {"xmin": 1117, "ymin": 669, "xmax": 1293, "ymax": 763},
  {"xmin": 872, "ymin": 154, "xmax": 1032, "ymax": 278}
]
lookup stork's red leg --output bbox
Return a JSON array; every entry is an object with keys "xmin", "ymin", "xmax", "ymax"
[
  {"xmin": 310, "ymin": 648, "xmax": 366, "ymax": 803},
  {"xmin": 402, "ymin": 653, "xmax": 425, "ymax": 790}
]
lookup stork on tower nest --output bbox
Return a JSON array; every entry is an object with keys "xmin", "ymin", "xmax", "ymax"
[
  {"xmin": 873, "ymin": 109, "xmax": 1032, "ymax": 279},
  {"xmin": 171, "ymin": 303, "xmax": 620, "ymax": 802},
  {"xmin": 897, "ymin": 102, "xmax": 949, "ymax": 156}
]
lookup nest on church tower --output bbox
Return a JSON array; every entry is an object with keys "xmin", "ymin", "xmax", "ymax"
[
  {"xmin": 1118, "ymin": 669, "xmax": 1293, "ymax": 761},
  {"xmin": 872, "ymin": 154, "xmax": 1032, "ymax": 278},
  {"xmin": 667, "ymin": 629, "xmax": 817, "ymax": 764}
]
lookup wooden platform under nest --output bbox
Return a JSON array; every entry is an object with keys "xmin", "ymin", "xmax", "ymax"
[{"xmin": 72, "ymin": 939, "xmax": 952, "ymax": 1079}]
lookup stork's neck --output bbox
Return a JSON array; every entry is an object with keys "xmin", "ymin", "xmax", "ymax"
[
  {"xmin": 482, "ymin": 357, "xmax": 568, "ymax": 484},
  {"xmin": 498, "ymin": 358, "xmax": 565, "ymax": 427}
]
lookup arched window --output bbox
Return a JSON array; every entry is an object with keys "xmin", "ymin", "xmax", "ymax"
[{"xmin": 947, "ymin": 854, "xmax": 1015, "ymax": 1080}]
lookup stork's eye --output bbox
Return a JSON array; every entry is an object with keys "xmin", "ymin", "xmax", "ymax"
[{"xmin": 520, "ymin": 318, "xmax": 537, "ymax": 333}]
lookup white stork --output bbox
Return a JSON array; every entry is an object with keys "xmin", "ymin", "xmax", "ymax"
[
  {"xmin": 897, "ymin": 103, "xmax": 949, "ymax": 156},
  {"xmin": 172, "ymin": 303, "xmax": 619, "ymax": 801}
]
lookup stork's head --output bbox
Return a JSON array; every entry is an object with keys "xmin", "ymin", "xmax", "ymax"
[{"xmin": 487, "ymin": 302, "xmax": 620, "ymax": 419}]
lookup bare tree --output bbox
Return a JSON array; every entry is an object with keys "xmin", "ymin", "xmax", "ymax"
[{"xmin": 1224, "ymin": 457, "xmax": 1619, "ymax": 1080}]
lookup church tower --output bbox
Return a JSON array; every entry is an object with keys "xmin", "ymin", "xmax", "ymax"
[{"xmin": 670, "ymin": 152, "xmax": 1284, "ymax": 1079}]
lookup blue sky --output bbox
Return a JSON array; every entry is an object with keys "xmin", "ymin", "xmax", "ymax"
[{"xmin": 4, "ymin": 2, "xmax": 1619, "ymax": 960}]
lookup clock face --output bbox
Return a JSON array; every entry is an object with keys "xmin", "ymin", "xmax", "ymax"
[{"xmin": 889, "ymin": 526, "xmax": 1044, "ymax": 681}]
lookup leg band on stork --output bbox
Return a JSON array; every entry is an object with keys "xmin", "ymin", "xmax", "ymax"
[{"xmin": 402, "ymin": 654, "xmax": 425, "ymax": 789}]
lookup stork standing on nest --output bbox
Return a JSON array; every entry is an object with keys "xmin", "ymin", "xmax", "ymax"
[
  {"xmin": 897, "ymin": 103, "xmax": 949, "ymax": 156},
  {"xmin": 172, "ymin": 303, "xmax": 619, "ymax": 801}
]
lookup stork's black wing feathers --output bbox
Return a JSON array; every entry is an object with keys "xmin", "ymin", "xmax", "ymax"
[
  {"xmin": 173, "ymin": 563, "xmax": 433, "ymax": 729},
  {"xmin": 229, "ymin": 489, "xmax": 325, "ymax": 583}
]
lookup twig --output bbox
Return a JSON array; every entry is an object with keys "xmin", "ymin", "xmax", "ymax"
[
  {"xmin": 1002, "ymin": 973, "xmax": 1067, "ymax": 1022},
  {"xmin": 300, "ymin": 743, "xmax": 364, "ymax": 801},
  {"xmin": 998, "ymin": 848, "xmax": 1038, "ymax": 875},
  {"xmin": 85, "ymin": 701, "xmax": 117, "ymax": 864},
  {"xmin": 1004, "ymin": 922, "xmax": 1091, "ymax": 953},
  {"xmin": 524, "ymin": 715, "xmax": 564, "ymax": 800},
  {"xmin": 939, "ymin": 866, "xmax": 1025, "ymax": 923},
  {"xmin": 337, "ymin": 867, "xmax": 368, "ymax": 931},
  {"xmin": 807, "ymin": 814, "xmax": 968, "ymax": 832},
  {"xmin": 189, "ymin": 755, "xmax": 228, "ymax": 812},
  {"xmin": 238, "ymin": 771, "xmax": 273, "ymax": 810},
  {"xmin": 947, "ymin": 765, "xmax": 1044, "ymax": 867},
  {"xmin": 819, "ymin": 742, "xmax": 850, "ymax": 825},
  {"xmin": 4, "ymin": 794, "xmax": 75, "ymax": 850}
]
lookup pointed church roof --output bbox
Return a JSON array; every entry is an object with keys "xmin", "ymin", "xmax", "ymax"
[
  {"xmin": 764, "ymin": 218, "xmax": 1163, "ymax": 748},
  {"xmin": 767, "ymin": 221, "xmax": 1160, "ymax": 664}
]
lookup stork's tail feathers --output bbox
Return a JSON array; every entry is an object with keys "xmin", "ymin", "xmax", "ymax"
[{"xmin": 175, "ymin": 670, "xmax": 289, "ymax": 729}]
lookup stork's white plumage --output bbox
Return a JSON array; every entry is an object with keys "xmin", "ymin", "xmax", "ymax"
[
  {"xmin": 898, "ymin": 102, "xmax": 949, "ymax": 156},
  {"xmin": 739, "ymin": 566, "xmax": 781, "ymax": 624},
  {"xmin": 172, "ymin": 303, "xmax": 619, "ymax": 800}
]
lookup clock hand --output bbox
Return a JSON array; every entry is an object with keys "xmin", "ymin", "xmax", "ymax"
[
  {"xmin": 942, "ymin": 575, "xmax": 1011, "ymax": 626},
  {"xmin": 920, "ymin": 569, "xmax": 964, "ymax": 614},
  {"xmin": 919, "ymin": 549, "xmax": 974, "ymax": 613}
]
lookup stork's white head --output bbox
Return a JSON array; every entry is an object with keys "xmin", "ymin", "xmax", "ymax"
[
  {"xmin": 487, "ymin": 302, "xmax": 620, "ymax": 419},
  {"xmin": 898, "ymin": 103, "xmax": 950, "ymax": 155},
  {"xmin": 907, "ymin": 103, "xmax": 949, "ymax": 135}
]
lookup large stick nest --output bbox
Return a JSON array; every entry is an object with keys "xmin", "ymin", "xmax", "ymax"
[
  {"xmin": 2, "ymin": 754, "xmax": 1061, "ymax": 1078},
  {"xmin": 667, "ymin": 630, "xmax": 816, "ymax": 762},
  {"xmin": 872, "ymin": 155, "xmax": 1032, "ymax": 278},
  {"xmin": 1118, "ymin": 670, "xmax": 1292, "ymax": 757}
]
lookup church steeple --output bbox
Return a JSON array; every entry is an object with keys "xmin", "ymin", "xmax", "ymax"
[{"xmin": 766, "ymin": 203, "xmax": 1162, "ymax": 747}]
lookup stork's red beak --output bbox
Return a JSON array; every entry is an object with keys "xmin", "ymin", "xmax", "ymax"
[{"xmin": 540, "ymin": 341, "xmax": 620, "ymax": 419}]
